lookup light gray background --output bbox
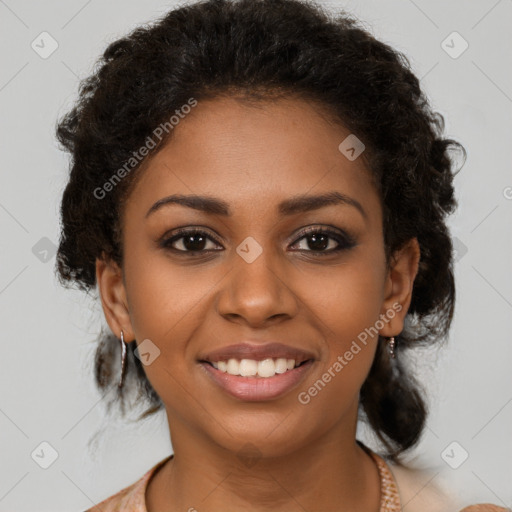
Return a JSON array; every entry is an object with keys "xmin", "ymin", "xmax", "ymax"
[{"xmin": 0, "ymin": 0, "xmax": 511, "ymax": 510}]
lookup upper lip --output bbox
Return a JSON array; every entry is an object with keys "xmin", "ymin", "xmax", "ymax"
[{"xmin": 199, "ymin": 342, "xmax": 316, "ymax": 365}]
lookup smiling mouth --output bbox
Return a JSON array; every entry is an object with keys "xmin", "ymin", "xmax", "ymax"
[
  {"xmin": 200, "ymin": 357, "xmax": 313, "ymax": 378},
  {"xmin": 198, "ymin": 357, "xmax": 315, "ymax": 401}
]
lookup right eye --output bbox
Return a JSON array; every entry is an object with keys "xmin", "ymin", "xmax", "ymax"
[{"xmin": 160, "ymin": 228, "xmax": 223, "ymax": 254}]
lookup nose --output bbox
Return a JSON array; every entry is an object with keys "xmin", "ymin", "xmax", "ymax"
[{"xmin": 216, "ymin": 245, "xmax": 299, "ymax": 328}]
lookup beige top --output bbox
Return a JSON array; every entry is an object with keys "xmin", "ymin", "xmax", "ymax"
[{"xmin": 85, "ymin": 445, "xmax": 509, "ymax": 512}]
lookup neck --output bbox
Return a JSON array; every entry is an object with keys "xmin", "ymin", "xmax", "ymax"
[{"xmin": 146, "ymin": 405, "xmax": 381, "ymax": 512}]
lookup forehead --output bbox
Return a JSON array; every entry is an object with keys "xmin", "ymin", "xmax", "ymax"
[{"xmin": 124, "ymin": 96, "xmax": 380, "ymax": 223}]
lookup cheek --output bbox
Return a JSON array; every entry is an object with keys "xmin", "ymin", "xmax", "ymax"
[
  {"xmin": 122, "ymin": 248, "xmax": 206, "ymax": 376},
  {"xmin": 296, "ymin": 269, "xmax": 382, "ymax": 423},
  {"xmin": 123, "ymin": 257, "xmax": 201, "ymax": 413},
  {"xmin": 124, "ymin": 242, "xmax": 207, "ymax": 337},
  {"xmin": 306, "ymin": 250, "xmax": 386, "ymax": 342},
  {"xmin": 300, "ymin": 249, "xmax": 385, "ymax": 398}
]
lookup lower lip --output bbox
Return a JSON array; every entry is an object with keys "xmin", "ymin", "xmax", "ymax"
[{"xmin": 199, "ymin": 360, "xmax": 314, "ymax": 401}]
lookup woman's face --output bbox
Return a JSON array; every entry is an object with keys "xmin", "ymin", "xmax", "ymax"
[{"xmin": 97, "ymin": 96, "xmax": 418, "ymax": 457}]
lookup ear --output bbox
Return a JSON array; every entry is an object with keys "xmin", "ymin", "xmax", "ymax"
[
  {"xmin": 96, "ymin": 254, "xmax": 135, "ymax": 342},
  {"xmin": 378, "ymin": 237, "xmax": 420, "ymax": 337}
]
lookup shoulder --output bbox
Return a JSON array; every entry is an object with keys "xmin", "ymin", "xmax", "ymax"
[
  {"xmin": 83, "ymin": 477, "xmax": 144, "ymax": 512},
  {"xmin": 386, "ymin": 459, "xmax": 458, "ymax": 512},
  {"xmin": 458, "ymin": 506, "xmax": 510, "ymax": 512},
  {"xmin": 82, "ymin": 455, "xmax": 172, "ymax": 512},
  {"xmin": 386, "ymin": 461, "xmax": 509, "ymax": 512}
]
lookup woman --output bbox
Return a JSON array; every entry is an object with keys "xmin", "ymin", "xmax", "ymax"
[{"xmin": 54, "ymin": 0, "xmax": 507, "ymax": 510}]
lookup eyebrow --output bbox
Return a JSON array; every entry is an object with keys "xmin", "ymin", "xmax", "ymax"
[{"xmin": 145, "ymin": 191, "xmax": 367, "ymax": 221}]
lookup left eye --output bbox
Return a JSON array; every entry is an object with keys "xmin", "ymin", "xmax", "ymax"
[
  {"xmin": 290, "ymin": 228, "xmax": 355, "ymax": 254},
  {"xmin": 161, "ymin": 229, "xmax": 221, "ymax": 253}
]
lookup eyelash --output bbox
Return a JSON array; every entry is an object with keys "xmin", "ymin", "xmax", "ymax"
[{"xmin": 160, "ymin": 226, "xmax": 356, "ymax": 257}]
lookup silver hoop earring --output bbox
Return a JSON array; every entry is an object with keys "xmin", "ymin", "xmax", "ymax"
[
  {"xmin": 118, "ymin": 330, "xmax": 127, "ymax": 389},
  {"xmin": 388, "ymin": 336, "xmax": 396, "ymax": 359}
]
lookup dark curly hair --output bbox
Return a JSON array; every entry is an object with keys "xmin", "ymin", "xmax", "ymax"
[{"xmin": 54, "ymin": 0, "xmax": 465, "ymax": 462}]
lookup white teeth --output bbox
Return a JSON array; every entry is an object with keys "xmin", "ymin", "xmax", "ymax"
[
  {"xmin": 226, "ymin": 358, "xmax": 239, "ymax": 375},
  {"xmin": 239, "ymin": 359, "xmax": 258, "ymax": 376},
  {"xmin": 211, "ymin": 357, "xmax": 301, "ymax": 378},
  {"xmin": 257, "ymin": 358, "xmax": 276, "ymax": 378},
  {"xmin": 274, "ymin": 358, "xmax": 288, "ymax": 374}
]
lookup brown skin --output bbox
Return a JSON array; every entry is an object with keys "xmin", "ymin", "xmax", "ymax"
[{"xmin": 96, "ymin": 96, "xmax": 420, "ymax": 512}]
